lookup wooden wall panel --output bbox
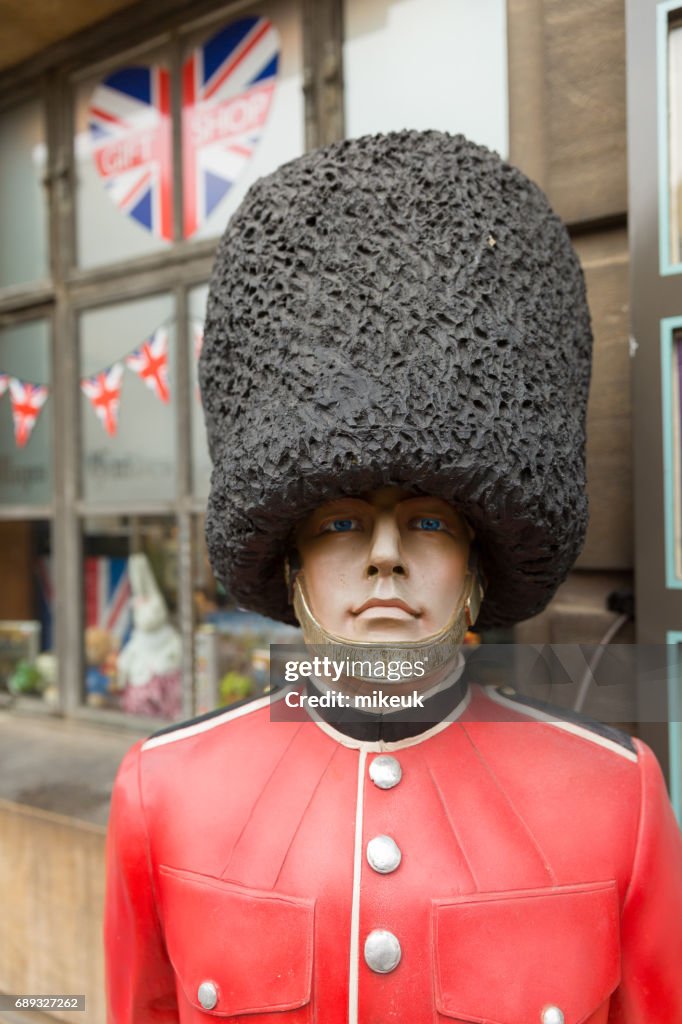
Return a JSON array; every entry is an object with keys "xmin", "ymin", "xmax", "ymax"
[
  {"xmin": 508, "ymin": 0, "xmax": 549, "ymax": 190},
  {"xmin": 0, "ymin": 801, "xmax": 106, "ymax": 1024},
  {"xmin": 509, "ymin": 0, "xmax": 627, "ymax": 225},
  {"xmin": 544, "ymin": 0, "xmax": 627, "ymax": 223},
  {"xmin": 575, "ymin": 230, "xmax": 633, "ymax": 569},
  {"xmin": 508, "ymin": 0, "xmax": 632, "ymax": 640}
]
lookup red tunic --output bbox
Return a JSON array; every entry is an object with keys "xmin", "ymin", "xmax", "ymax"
[{"xmin": 104, "ymin": 683, "xmax": 682, "ymax": 1023}]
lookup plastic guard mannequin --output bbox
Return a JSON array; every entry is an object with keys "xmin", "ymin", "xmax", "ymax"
[{"xmin": 104, "ymin": 132, "xmax": 682, "ymax": 1023}]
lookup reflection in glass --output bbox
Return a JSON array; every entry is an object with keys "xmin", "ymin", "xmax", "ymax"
[
  {"xmin": 0, "ymin": 521, "xmax": 55, "ymax": 706},
  {"xmin": 0, "ymin": 320, "xmax": 52, "ymax": 506},
  {"xmin": 0, "ymin": 99, "xmax": 49, "ymax": 289},
  {"xmin": 81, "ymin": 515, "xmax": 182, "ymax": 719},
  {"xmin": 80, "ymin": 293, "xmax": 176, "ymax": 503},
  {"xmin": 192, "ymin": 515, "xmax": 301, "ymax": 714}
]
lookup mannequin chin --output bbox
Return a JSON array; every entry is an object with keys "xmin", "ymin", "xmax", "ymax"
[{"xmin": 289, "ymin": 486, "xmax": 479, "ymax": 693}]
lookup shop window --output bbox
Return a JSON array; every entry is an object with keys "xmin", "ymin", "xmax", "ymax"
[
  {"xmin": 0, "ymin": 98, "xmax": 49, "ymax": 289},
  {"xmin": 343, "ymin": 0, "xmax": 508, "ymax": 154},
  {"xmin": 0, "ymin": 319, "xmax": 52, "ymax": 506},
  {"xmin": 81, "ymin": 514, "xmax": 182, "ymax": 720},
  {"xmin": 0, "ymin": 520, "xmax": 55, "ymax": 707},
  {"xmin": 192, "ymin": 514, "xmax": 301, "ymax": 714},
  {"xmin": 79, "ymin": 293, "xmax": 176, "ymax": 504},
  {"xmin": 73, "ymin": 0, "xmax": 304, "ymax": 268}
]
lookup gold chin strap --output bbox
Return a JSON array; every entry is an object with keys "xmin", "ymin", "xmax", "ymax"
[{"xmin": 288, "ymin": 559, "xmax": 484, "ymax": 683}]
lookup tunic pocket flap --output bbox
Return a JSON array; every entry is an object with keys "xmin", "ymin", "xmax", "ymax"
[
  {"xmin": 433, "ymin": 880, "xmax": 620, "ymax": 1024},
  {"xmin": 158, "ymin": 864, "xmax": 314, "ymax": 1016}
]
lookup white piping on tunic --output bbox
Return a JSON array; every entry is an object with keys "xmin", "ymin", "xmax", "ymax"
[
  {"xmin": 141, "ymin": 686, "xmax": 294, "ymax": 751},
  {"xmin": 348, "ymin": 748, "xmax": 367, "ymax": 1024},
  {"xmin": 484, "ymin": 685, "xmax": 639, "ymax": 763},
  {"xmin": 307, "ymin": 688, "xmax": 471, "ymax": 752}
]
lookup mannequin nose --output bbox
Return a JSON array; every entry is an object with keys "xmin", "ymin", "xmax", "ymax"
[{"xmin": 365, "ymin": 517, "xmax": 406, "ymax": 578}]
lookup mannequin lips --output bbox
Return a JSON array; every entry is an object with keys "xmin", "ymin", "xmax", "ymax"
[{"xmin": 352, "ymin": 597, "xmax": 420, "ymax": 618}]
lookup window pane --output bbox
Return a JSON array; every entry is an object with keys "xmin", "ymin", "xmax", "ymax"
[
  {"xmin": 343, "ymin": 0, "xmax": 508, "ymax": 154},
  {"xmin": 670, "ymin": 641, "xmax": 682, "ymax": 825},
  {"xmin": 669, "ymin": 21, "xmax": 682, "ymax": 265},
  {"xmin": 0, "ymin": 521, "xmax": 54, "ymax": 707},
  {"xmin": 180, "ymin": 0, "xmax": 304, "ymax": 240},
  {"xmin": 81, "ymin": 514, "xmax": 183, "ymax": 720},
  {"xmin": 192, "ymin": 515, "xmax": 301, "ymax": 713},
  {"xmin": 672, "ymin": 329, "xmax": 682, "ymax": 580},
  {"xmin": 0, "ymin": 99, "xmax": 49, "ymax": 289},
  {"xmin": 188, "ymin": 284, "xmax": 211, "ymax": 498},
  {"xmin": 80, "ymin": 294, "xmax": 176, "ymax": 504},
  {"xmin": 74, "ymin": 49, "xmax": 173, "ymax": 268},
  {"xmin": 0, "ymin": 319, "xmax": 52, "ymax": 506}
]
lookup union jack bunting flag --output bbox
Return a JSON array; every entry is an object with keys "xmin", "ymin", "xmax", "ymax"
[
  {"xmin": 84, "ymin": 556, "xmax": 133, "ymax": 647},
  {"xmin": 8, "ymin": 378, "xmax": 49, "ymax": 448},
  {"xmin": 81, "ymin": 363, "xmax": 125, "ymax": 437},
  {"xmin": 182, "ymin": 16, "xmax": 280, "ymax": 237},
  {"xmin": 125, "ymin": 326, "xmax": 170, "ymax": 403},
  {"xmin": 89, "ymin": 65, "xmax": 173, "ymax": 242}
]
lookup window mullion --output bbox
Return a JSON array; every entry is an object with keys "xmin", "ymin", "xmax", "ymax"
[
  {"xmin": 52, "ymin": 300, "xmax": 83, "ymax": 714},
  {"xmin": 302, "ymin": 0, "xmax": 345, "ymax": 150}
]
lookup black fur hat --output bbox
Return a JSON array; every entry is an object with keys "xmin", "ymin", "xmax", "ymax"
[{"xmin": 199, "ymin": 130, "xmax": 592, "ymax": 628}]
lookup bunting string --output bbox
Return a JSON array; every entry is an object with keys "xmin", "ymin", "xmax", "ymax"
[{"xmin": 0, "ymin": 319, "xmax": 205, "ymax": 448}]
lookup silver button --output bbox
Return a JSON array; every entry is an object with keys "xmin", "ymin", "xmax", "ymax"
[
  {"xmin": 198, "ymin": 981, "xmax": 218, "ymax": 1010},
  {"xmin": 367, "ymin": 834, "xmax": 402, "ymax": 873},
  {"xmin": 541, "ymin": 1007, "xmax": 565, "ymax": 1024},
  {"xmin": 369, "ymin": 754, "xmax": 402, "ymax": 789},
  {"xmin": 364, "ymin": 929, "xmax": 402, "ymax": 973}
]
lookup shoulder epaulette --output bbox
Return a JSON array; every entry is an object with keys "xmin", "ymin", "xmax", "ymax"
[
  {"xmin": 488, "ymin": 686, "xmax": 638, "ymax": 760},
  {"xmin": 142, "ymin": 687, "xmax": 286, "ymax": 751}
]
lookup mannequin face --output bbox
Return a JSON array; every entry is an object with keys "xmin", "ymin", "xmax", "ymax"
[{"xmin": 293, "ymin": 486, "xmax": 473, "ymax": 642}]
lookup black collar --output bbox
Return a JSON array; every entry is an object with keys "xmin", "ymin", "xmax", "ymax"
[{"xmin": 304, "ymin": 662, "xmax": 470, "ymax": 742}]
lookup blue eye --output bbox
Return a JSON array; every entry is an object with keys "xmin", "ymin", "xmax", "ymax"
[
  {"xmin": 413, "ymin": 517, "xmax": 445, "ymax": 531},
  {"xmin": 322, "ymin": 518, "xmax": 359, "ymax": 533}
]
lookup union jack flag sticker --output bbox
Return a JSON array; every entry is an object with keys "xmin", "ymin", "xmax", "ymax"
[
  {"xmin": 182, "ymin": 16, "xmax": 280, "ymax": 237},
  {"xmin": 89, "ymin": 65, "xmax": 173, "ymax": 242},
  {"xmin": 125, "ymin": 326, "xmax": 170, "ymax": 403},
  {"xmin": 8, "ymin": 378, "xmax": 49, "ymax": 449},
  {"xmin": 84, "ymin": 556, "xmax": 133, "ymax": 647},
  {"xmin": 81, "ymin": 363, "xmax": 125, "ymax": 437}
]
